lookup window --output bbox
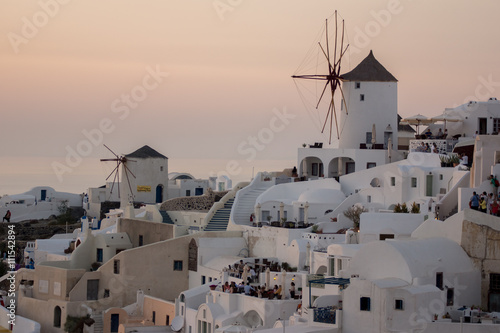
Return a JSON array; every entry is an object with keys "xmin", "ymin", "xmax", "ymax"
[
  {"xmin": 380, "ymin": 234, "xmax": 394, "ymax": 240},
  {"xmin": 360, "ymin": 297, "xmax": 371, "ymax": 311},
  {"xmin": 139, "ymin": 235, "xmax": 143, "ymax": 247},
  {"xmin": 114, "ymin": 260, "xmax": 120, "ymax": 274},
  {"xmin": 186, "ymin": 190, "xmax": 191, "ymax": 196},
  {"xmin": 355, "ymin": 82, "xmax": 361, "ymax": 89},
  {"xmin": 395, "ymin": 299, "xmax": 404, "ymax": 310},
  {"xmin": 494, "ymin": 118, "xmax": 500, "ymax": 133},
  {"xmin": 166, "ymin": 315, "xmax": 170, "ymax": 325},
  {"xmin": 209, "ymin": 277, "xmax": 212, "ymax": 282},
  {"xmin": 436, "ymin": 272, "xmax": 443, "ymax": 290},
  {"xmin": 491, "ymin": 273, "xmax": 500, "ymax": 290},
  {"xmin": 174, "ymin": 260, "xmax": 183, "ymax": 271},
  {"xmin": 439, "ymin": 174, "xmax": 443, "ymax": 180},
  {"xmin": 366, "ymin": 132, "xmax": 372, "ymax": 144},
  {"xmin": 152, "ymin": 311, "xmax": 156, "ymax": 324},
  {"xmin": 367, "ymin": 195, "xmax": 371, "ymax": 203},
  {"xmin": 411, "ymin": 177, "xmax": 417, "ymax": 188},
  {"xmin": 201, "ymin": 276, "xmax": 206, "ymax": 285},
  {"xmin": 390, "ymin": 177, "xmax": 396, "ymax": 186},
  {"xmin": 447, "ymin": 288, "xmax": 454, "ymax": 306},
  {"xmin": 367, "ymin": 162, "xmax": 376, "ymax": 169},
  {"xmin": 329, "ymin": 257, "xmax": 335, "ymax": 276},
  {"xmin": 160, "ymin": 166, "xmax": 164, "ymax": 172},
  {"xmin": 96, "ymin": 248, "xmax": 103, "ymax": 262},
  {"xmin": 104, "ymin": 289, "xmax": 110, "ymax": 298},
  {"xmin": 312, "ymin": 163, "xmax": 319, "ymax": 176},
  {"xmin": 360, "ymin": 94, "xmax": 365, "ymax": 101}
]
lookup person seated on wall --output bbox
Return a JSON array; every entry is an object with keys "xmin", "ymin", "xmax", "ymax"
[
  {"xmin": 416, "ymin": 142, "xmax": 427, "ymax": 152},
  {"xmin": 436, "ymin": 128, "xmax": 444, "ymax": 139},
  {"xmin": 423, "ymin": 128, "xmax": 433, "ymax": 138}
]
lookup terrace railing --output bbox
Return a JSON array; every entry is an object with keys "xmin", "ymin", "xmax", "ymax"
[
  {"xmin": 409, "ymin": 139, "xmax": 458, "ymax": 154},
  {"xmin": 313, "ymin": 306, "xmax": 336, "ymax": 324}
]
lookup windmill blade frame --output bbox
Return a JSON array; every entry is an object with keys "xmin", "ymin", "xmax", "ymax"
[{"xmin": 292, "ymin": 10, "xmax": 350, "ymax": 144}]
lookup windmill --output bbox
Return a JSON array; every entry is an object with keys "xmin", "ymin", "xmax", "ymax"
[
  {"xmin": 292, "ymin": 10, "xmax": 349, "ymax": 144},
  {"xmin": 100, "ymin": 144, "xmax": 136, "ymax": 207}
]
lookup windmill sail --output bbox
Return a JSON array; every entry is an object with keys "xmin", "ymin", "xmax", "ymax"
[{"xmin": 292, "ymin": 11, "xmax": 349, "ymax": 144}]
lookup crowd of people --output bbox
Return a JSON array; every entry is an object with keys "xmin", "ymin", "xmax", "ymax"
[
  {"xmin": 469, "ymin": 191, "xmax": 500, "ymax": 216},
  {"xmin": 222, "ymin": 260, "xmax": 298, "ymax": 299},
  {"xmin": 421, "ymin": 128, "xmax": 448, "ymax": 140},
  {"xmin": 219, "ymin": 281, "xmax": 296, "ymax": 299}
]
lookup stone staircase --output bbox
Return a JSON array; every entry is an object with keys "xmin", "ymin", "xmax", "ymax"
[
  {"xmin": 442, "ymin": 205, "xmax": 458, "ymax": 220},
  {"xmin": 93, "ymin": 313, "xmax": 103, "ymax": 333},
  {"xmin": 205, "ymin": 198, "xmax": 234, "ymax": 231},
  {"xmin": 232, "ymin": 184, "xmax": 272, "ymax": 226},
  {"xmin": 159, "ymin": 210, "xmax": 174, "ymax": 224}
]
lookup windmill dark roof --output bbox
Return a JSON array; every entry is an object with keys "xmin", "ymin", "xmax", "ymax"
[
  {"xmin": 126, "ymin": 145, "xmax": 168, "ymax": 159},
  {"xmin": 341, "ymin": 50, "xmax": 397, "ymax": 82}
]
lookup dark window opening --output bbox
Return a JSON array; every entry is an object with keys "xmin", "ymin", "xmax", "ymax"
[
  {"xmin": 395, "ymin": 299, "xmax": 404, "ymax": 310},
  {"xmin": 436, "ymin": 272, "xmax": 443, "ymax": 290},
  {"xmin": 360, "ymin": 297, "xmax": 371, "ymax": 311},
  {"xmin": 379, "ymin": 234, "xmax": 394, "ymax": 241},
  {"xmin": 114, "ymin": 260, "xmax": 120, "ymax": 274},
  {"xmin": 447, "ymin": 288, "xmax": 454, "ymax": 306},
  {"xmin": 174, "ymin": 260, "xmax": 183, "ymax": 271}
]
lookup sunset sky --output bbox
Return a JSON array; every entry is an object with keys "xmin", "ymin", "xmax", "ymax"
[{"xmin": 1, "ymin": 0, "xmax": 500, "ymax": 194}]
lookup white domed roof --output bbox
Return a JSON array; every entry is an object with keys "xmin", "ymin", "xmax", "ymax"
[{"xmin": 298, "ymin": 188, "xmax": 346, "ymax": 204}]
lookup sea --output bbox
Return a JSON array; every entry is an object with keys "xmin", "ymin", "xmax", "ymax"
[{"xmin": 0, "ymin": 156, "xmax": 296, "ymax": 196}]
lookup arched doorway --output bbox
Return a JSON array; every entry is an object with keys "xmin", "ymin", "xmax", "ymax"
[
  {"xmin": 299, "ymin": 157, "xmax": 324, "ymax": 178},
  {"xmin": 243, "ymin": 310, "xmax": 263, "ymax": 328},
  {"xmin": 53, "ymin": 306, "xmax": 61, "ymax": 328},
  {"xmin": 328, "ymin": 157, "xmax": 355, "ymax": 179},
  {"xmin": 156, "ymin": 184, "xmax": 163, "ymax": 203}
]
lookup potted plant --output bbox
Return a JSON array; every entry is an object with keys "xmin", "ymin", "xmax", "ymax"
[
  {"xmin": 209, "ymin": 285, "xmax": 217, "ymax": 290},
  {"xmin": 343, "ymin": 203, "xmax": 368, "ymax": 230},
  {"xmin": 439, "ymin": 155, "xmax": 448, "ymax": 167},
  {"xmin": 449, "ymin": 153, "xmax": 460, "ymax": 167},
  {"xmin": 410, "ymin": 202, "xmax": 420, "ymax": 214}
]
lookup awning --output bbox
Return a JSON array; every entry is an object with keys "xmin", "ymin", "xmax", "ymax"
[
  {"xmin": 171, "ymin": 316, "xmax": 184, "ymax": 332},
  {"xmin": 308, "ymin": 277, "xmax": 350, "ymax": 308}
]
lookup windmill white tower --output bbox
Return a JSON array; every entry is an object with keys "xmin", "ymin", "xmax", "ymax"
[
  {"xmin": 100, "ymin": 145, "xmax": 137, "ymax": 210},
  {"xmin": 338, "ymin": 50, "xmax": 398, "ymax": 150}
]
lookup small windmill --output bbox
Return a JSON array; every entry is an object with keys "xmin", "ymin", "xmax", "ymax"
[
  {"xmin": 292, "ymin": 10, "xmax": 349, "ymax": 144},
  {"xmin": 100, "ymin": 144, "xmax": 136, "ymax": 207}
]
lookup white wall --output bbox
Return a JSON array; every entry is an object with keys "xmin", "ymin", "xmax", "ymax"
[
  {"xmin": 125, "ymin": 157, "xmax": 168, "ymax": 204},
  {"xmin": 338, "ymin": 81, "xmax": 398, "ymax": 150}
]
